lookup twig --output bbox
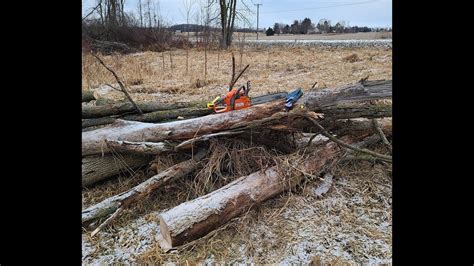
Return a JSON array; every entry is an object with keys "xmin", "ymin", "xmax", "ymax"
[
  {"xmin": 229, "ymin": 53, "xmax": 235, "ymax": 90},
  {"xmin": 93, "ymin": 54, "xmax": 143, "ymax": 114},
  {"xmin": 372, "ymin": 119, "xmax": 392, "ymax": 153},
  {"xmin": 82, "ymin": 0, "xmax": 102, "ymax": 21},
  {"xmin": 90, "ymin": 207, "xmax": 124, "ymax": 237},
  {"xmin": 229, "ymin": 64, "xmax": 250, "ymax": 90},
  {"xmin": 302, "ymin": 112, "xmax": 392, "ymax": 163},
  {"xmin": 311, "ymin": 81, "xmax": 318, "ymax": 89}
]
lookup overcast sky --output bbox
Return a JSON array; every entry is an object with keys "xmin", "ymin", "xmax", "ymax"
[{"xmin": 82, "ymin": 0, "xmax": 392, "ymax": 29}]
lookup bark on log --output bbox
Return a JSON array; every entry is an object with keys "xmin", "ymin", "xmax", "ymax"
[
  {"xmin": 300, "ymin": 80, "xmax": 392, "ymax": 111},
  {"xmin": 318, "ymin": 102, "xmax": 392, "ymax": 120},
  {"xmin": 82, "ymin": 117, "xmax": 117, "ymax": 128},
  {"xmin": 82, "ymin": 101, "xmax": 284, "ymax": 156},
  {"xmin": 105, "ymin": 140, "xmax": 174, "ymax": 155},
  {"xmin": 82, "ymin": 150, "xmax": 207, "ymax": 224},
  {"xmin": 82, "ymin": 154, "xmax": 151, "ymax": 187},
  {"xmin": 120, "ymin": 107, "xmax": 212, "ymax": 123},
  {"xmin": 158, "ymin": 136, "xmax": 357, "ymax": 250},
  {"xmin": 82, "ymin": 90, "xmax": 95, "ymax": 102},
  {"xmin": 82, "ymin": 108, "xmax": 213, "ymax": 128},
  {"xmin": 82, "ymin": 101, "xmax": 205, "ymax": 118},
  {"xmin": 82, "ymin": 80, "xmax": 392, "ymax": 156}
]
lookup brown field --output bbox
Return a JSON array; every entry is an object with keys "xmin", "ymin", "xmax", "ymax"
[
  {"xmin": 82, "ymin": 46, "xmax": 392, "ymax": 264},
  {"xmin": 82, "ymin": 46, "xmax": 391, "ymax": 104}
]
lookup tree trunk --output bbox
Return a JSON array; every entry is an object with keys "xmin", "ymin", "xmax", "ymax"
[
  {"xmin": 82, "ymin": 101, "xmax": 204, "ymax": 119},
  {"xmin": 300, "ymin": 80, "xmax": 392, "ymax": 111},
  {"xmin": 82, "ymin": 154, "xmax": 151, "ymax": 187},
  {"xmin": 82, "ymin": 100, "xmax": 284, "ymax": 156},
  {"xmin": 82, "ymin": 107, "xmax": 212, "ymax": 128},
  {"xmin": 158, "ymin": 136, "xmax": 356, "ymax": 250},
  {"xmin": 82, "ymin": 117, "xmax": 117, "ymax": 128},
  {"xmin": 82, "ymin": 150, "xmax": 207, "ymax": 224},
  {"xmin": 82, "ymin": 80, "xmax": 392, "ymax": 156},
  {"xmin": 104, "ymin": 140, "xmax": 174, "ymax": 155}
]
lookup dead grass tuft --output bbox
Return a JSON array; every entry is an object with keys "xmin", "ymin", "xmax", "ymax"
[
  {"xmin": 343, "ymin": 53, "xmax": 360, "ymax": 63},
  {"xmin": 190, "ymin": 138, "xmax": 279, "ymax": 197}
]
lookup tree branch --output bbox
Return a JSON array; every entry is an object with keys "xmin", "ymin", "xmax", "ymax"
[
  {"xmin": 93, "ymin": 54, "xmax": 143, "ymax": 115},
  {"xmin": 302, "ymin": 112, "xmax": 392, "ymax": 163},
  {"xmin": 372, "ymin": 118, "xmax": 392, "ymax": 153}
]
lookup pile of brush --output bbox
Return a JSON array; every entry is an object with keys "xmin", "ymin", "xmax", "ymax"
[{"xmin": 81, "ymin": 78, "xmax": 392, "ymax": 251}]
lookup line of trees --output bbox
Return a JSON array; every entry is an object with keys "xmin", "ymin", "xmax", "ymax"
[{"xmin": 267, "ymin": 18, "xmax": 392, "ymax": 36}]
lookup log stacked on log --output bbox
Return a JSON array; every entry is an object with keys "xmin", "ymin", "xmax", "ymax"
[
  {"xmin": 82, "ymin": 100, "xmax": 210, "ymax": 129},
  {"xmin": 81, "ymin": 79, "xmax": 393, "ymax": 247}
]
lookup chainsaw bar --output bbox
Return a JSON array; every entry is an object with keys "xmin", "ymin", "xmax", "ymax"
[{"xmin": 251, "ymin": 92, "xmax": 288, "ymax": 105}]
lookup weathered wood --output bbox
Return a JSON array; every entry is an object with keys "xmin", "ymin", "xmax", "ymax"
[
  {"xmin": 122, "ymin": 107, "xmax": 212, "ymax": 123},
  {"xmin": 158, "ymin": 136, "xmax": 356, "ymax": 250},
  {"xmin": 174, "ymin": 131, "xmax": 245, "ymax": 151},
  {"xmin": 327, "ymin": 118, "xmax": 392, "ymax": 136},
  {"xmin": 82, "ymin": 101, "xmax": 204, "ymax": 118},
  {"xmin": 82, "ymin": 80, "xmax": 392, "ymax": 156},
  {"xmin": 301, "ymin": 80, "xmax": 392, "ymax": 111},
  {"xmin": 82, "ymin": 100, "xmax": 284, "ymax": 156},
  {"xmin": 317, "ymin": 102, "xmax": 392, "ymax": 120},
  {"xmin": 82, "ymin": 150, "xmax": 207, "ymax": 224},
  {"xmin": 82, "ymin": 90, "xmax": 95, "ymax": 102},
  {"xmin": 105, "ymin": 140, "xmax": 174, "ymax": 155},
  {"xmin": 82, "ymin": 154, "xmax": 151, "ymax": 187},
  {"xmin": 82, "ymin": 107, "xmax": 213, "ymax": 128},
  {"xmin": 82, "ymin": 117, "xmax": 117, "ymax": 128},
  {"xmin": 301, "ymin": 112, "xmax": 392, "ymax": 162}
]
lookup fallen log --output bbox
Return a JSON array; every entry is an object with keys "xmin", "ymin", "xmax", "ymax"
[
  {"xmin": 82, "ymin": 150, "xmax": 207, "ymax": 225},
  {"xmin": 104, "ymin": 140, "xmax": 174, "ymax": 155},
  {"xmin": 316, "ymin": 102, "xmax": 392, "ymax": 120},
  {"xmin": 82, "ymin": 80, "xmax": 392, "ymax": 156},
  {"xmin": 157, "ymin": 135, "xmax": 357, "ymax": 250},
  {"xmin": 82, "ymin": 117, "xmax": 116, "ymax": 128},
  {"xmin": 82, "ymin": 107, "xmax": 213, "ymax": 128},
  {"xmin": 300, "ymin": 80, "xmax": 392, "ymax": 111},
  {"xmin": 81, "ymin": 103, "xmax": 388, "ymax": 129},
  {"xmin": 82, "ymin": 154, "xmax": 151, "ymax": 187},
  {"xmin": 82, "ymin": 90, "xmax": 95, "ymax": 102},
  {"xmin": 82, "ymin": 101, "xmax": 205, "ymax": 119}
]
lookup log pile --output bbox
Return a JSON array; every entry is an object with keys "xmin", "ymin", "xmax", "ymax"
[
  {"xmin": 82, "ymin": 100, "xmax": 211, "ymax": 129},
  {"xmin": 81, "ymin": 79, "xmax": 392, "ymax": 249}
]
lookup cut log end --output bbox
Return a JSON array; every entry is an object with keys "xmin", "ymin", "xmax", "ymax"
[{"xmin": 159, "ymin": 215, "xmax": 173, "ymax": 251}]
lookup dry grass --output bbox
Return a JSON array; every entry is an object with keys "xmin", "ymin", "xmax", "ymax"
[
  {"xmin": 82, "ymin": 46, "xmax": 391, "ymax": 104},
  {"xmin": 343, "ymin": 53, "xmax": 361, "ymax": 63}
]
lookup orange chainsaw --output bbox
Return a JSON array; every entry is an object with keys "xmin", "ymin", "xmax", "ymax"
[{"xmin": 207, "ymin": 81, "xmax": 252, "ymax": 113}]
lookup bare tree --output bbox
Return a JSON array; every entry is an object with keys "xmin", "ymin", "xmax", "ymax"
[
  {"xmin": 137, "ymin": 0, "xmax": 143, "ymax": 27},
  {"xmin": 218, "ymin": 0, "xmax": 252, "ymax": 49},
  {"xmin": 181, "ymin": 0, "xmax": 195, "ymax": 75},
  {"xmin": 145, "ymin": 0, "xmax": 152, "ymax": 28}
]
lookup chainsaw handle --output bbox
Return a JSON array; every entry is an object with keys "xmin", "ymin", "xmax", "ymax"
[{"xmin": 230, "ymin": 86, "xmax": 244, "ymax": 110}]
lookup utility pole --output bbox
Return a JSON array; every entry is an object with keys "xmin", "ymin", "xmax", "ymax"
[{"xmin": 255, "ymin": 3, "xmax": 262, "ymax": 40}]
